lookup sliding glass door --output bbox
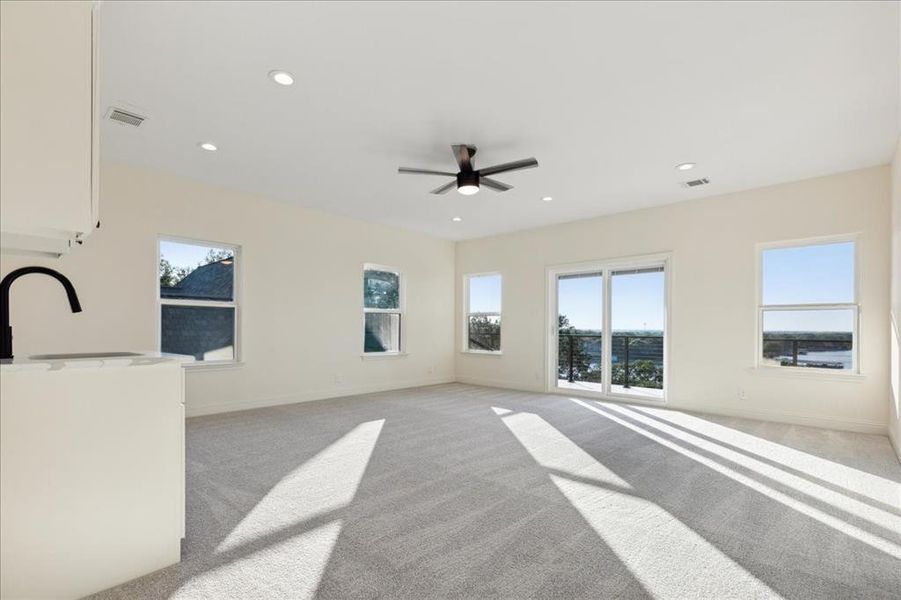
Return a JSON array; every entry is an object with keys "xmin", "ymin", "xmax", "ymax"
[
  {"xmin": 610, "ymin": 267, "xmax": 665, "ymax": 398},
  {"xmin": 550, "ymin": 257, "xmax": 667, "ymax": 400},
  {"xmin": 557, "ymin": 272, "xmax": 604, "ymax": 392}
]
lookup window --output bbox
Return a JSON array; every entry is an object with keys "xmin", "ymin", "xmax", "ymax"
[
  {"xmin": 363, "ymin": 265, "xmax": 403, "ymax": 354},
  {"xmin": 158, "ymin": 237, "xmax": 239, "ymax": 364},
  {"xmin": 550, "ymin": 256, "xmax": 668, "ymax": 400},
  {"xmin": 465, "ymin": 273, "xmax": 502, "ymax": 353},
  {"xmin": 758, "ymin": 238, "xmax": 857, "ymax": 372}
]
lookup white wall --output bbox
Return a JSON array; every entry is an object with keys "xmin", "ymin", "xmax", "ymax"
[
  {"xmin": 456, "ymin": 166, "xmax": 892, "ymax": 434},
  {"xmin": 1, "ymin": 162, "xmax": 894, "ymax": 435},
  {"xmin": 890, "ymin": 139, "xmax": 901, "ymax": 458},
  {"xmin": 0, "ymin": 162, "xmax": 456, "ymax": 416}
]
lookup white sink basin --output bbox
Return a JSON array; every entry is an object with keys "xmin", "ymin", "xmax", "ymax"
[{"xmin": 29, "ymin": 352, "xmax": 143, "ymax": 360}]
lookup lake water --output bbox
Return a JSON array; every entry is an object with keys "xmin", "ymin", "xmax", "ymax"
[{"xmin": 777, "ymin": 350, "xmax": 852, "ymax": 370}]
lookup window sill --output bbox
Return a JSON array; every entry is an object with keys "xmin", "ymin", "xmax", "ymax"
[
  {"xmin": 748, "ymin": 366, "xmax": 865, "ymax": 382},
  {"xmin": 461, "ymin": 350, "xmax": 503, "ymax": 356},
  {"xmin": 183, "ymin": 361, "xmax": 244, "ymax": 371},
  {"xmin": 361, "ymin": 352, "xmax": 408, "ymax": 360}
]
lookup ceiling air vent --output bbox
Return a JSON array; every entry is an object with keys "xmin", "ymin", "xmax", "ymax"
[
  {"xmin": 680, "ymin": 177, "xmax": 709, "ymax": 188},
  {"xmin": 106, "ymin": 108, "xmax": 146, "ymax": 127}
]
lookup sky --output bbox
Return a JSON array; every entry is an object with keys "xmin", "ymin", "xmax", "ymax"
[
  {"xmin": 469, "ymin": 274, "xmax": 502, "ymax": 313},
  {"xmin": 761, "ymin": 241, "xmax": 854, "ymax": 332},
  {"xmin": 468, "ymin": 271, "xmax": 667, "ymax": 331},
  {"xmin": 469, "ymin": 241, "xmax": 854, "ymax": 334},
  {"xmin": 160, "ymin": 240, "xmax": 231, "ymax": 271},
  {"xmin": 165, "ymin": 239, "xmax": 852, "ymax": 334},
  {"xmin": 556, "ymin": 271, "xmax": 665, "ymax": 331}
]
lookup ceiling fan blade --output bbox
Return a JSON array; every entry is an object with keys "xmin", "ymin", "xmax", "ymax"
[
  {"xmin": 398, "ymin": 167, "xmax": 457, "ymax": 176},
  {"xmin": 480, "ymin": 177, "xmax": 512, "ymax": 192},
  {"xmin": 430, "ymin": 180, "xmax": 458, "ymax": 194},
  {"xmin": 451, "ymin": 144, "xmax": 476, "ymax": 172},
  {"xmin": 478, "ymin": 158, "xmax": 539, "ymax": 177}
]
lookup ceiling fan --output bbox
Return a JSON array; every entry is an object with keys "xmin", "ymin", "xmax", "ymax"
[{"xmin": 398, "ymin": 144, "xmax": 538, "ymax": 195}]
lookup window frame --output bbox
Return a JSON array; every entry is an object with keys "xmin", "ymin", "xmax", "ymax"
[
  {"xmin": 156, "ymin": 235, "xmax": 241, "ymax": 368},
  {"xmin": 545, "ymin": 252, "xmax": 671, "ymax": 403},
  {"xmin": 362, "ymin": 263, "xmax": 405, "ymax": 357},
  {"xmin": 463, "ymin": 272, "xmax": 503, "ymax": 355},
  {"xmin": 755, "ymin": 234, "xmax": 860, "ymax": 375}
]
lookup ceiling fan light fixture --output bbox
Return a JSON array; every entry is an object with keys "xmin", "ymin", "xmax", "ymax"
[{"xmin": 397, "ymin": 145, "xmax": 537, "ymax": 195}]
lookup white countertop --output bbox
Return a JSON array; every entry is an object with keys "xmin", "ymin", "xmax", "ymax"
[{"xmin": 0, "ymin": 351, "xmax": 195, "ymax": 372}]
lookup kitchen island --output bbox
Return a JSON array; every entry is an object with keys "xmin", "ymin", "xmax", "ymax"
[{"xmin": 0, "ymin": 352, "xmax": 189, "ymax": 599}]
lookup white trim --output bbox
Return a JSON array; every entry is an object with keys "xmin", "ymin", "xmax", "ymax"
[
  {"xmin": 671, "ymin": 402, "xmax": 887, "ymax": 436},
  {"xmin": 455, "ymin": 375, "xmax": 543, "ymax": 393},
  {"xmin": 185, "ymin": 376, "xmax": 455, "ymax": 417},
  {"xmin": 463, "ymin": 272, "xmax": 503, "ymax": 354},
  {"xmin": 362, "ymin": 263, "xmax": 405, "ymax": 354},
  {"xmin": 159, "ymin": 298, "xmax": 236, "ymax": 308},
  {"xmin": 754, "ymin": 235, "xmax": 859, "ymax": 375},
  {"xmin": 550, "ymin": 384, "xmax": 666, "ymax": 406},
  {"xmin": 757, "ymin": 303, "xmax": 857, "ymax": 312},
  {"xmin": 454, "ymin": 379, "xmax": 887, "ymax": 435},
  {"xmin": 748, "ymin": 366, "xmax": 865, "ymax": 382},
  {"xmin": 360, "ymin": 351, "xmax": 408, "ymax": 360},
  {"xmin": 156, "ymin": 235, "xmax": 242, "ymax": 366},
  {"xmin": 546, "ymin": 251, "xmax": 671, "ymax": 403},
  {"xmin": 183, "ymin": 360, "xmax": 244, "ymax": 371}
]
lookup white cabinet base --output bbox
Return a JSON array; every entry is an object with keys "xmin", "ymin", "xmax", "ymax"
[{"xmin": 0, "ymin": 361, "xmax": 185, "ymax": 599}]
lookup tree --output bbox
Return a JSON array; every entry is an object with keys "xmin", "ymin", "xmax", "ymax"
[
  {"xmin": 159, "ymin": 249, "xmax": 233, "ymax": 288},
  {"xmin": 468, "ymin": 315, "xmax": 501, "ymax": 351},
  {"xmin": 612, "ymin": 358, "xmax": 662, "ymax": 389},
  {"xmin": 202, "ymin": 248, "xmax": 233, "ymax": 264},
  {"xmin": 557, "ymin": 314, "xmax": 595, "ymax": 382},
  {"xmin": 159, "ymin": 257, "xmax": 189, "ymax": 287}
]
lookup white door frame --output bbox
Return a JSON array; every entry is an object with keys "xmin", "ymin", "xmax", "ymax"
[{"xmin": 545, "ymin": 252, "xmax": 672, "ymax": 404}]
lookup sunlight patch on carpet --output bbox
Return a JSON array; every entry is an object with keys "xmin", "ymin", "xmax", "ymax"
[
  {"xmin": 492, "ymin": 406, "xmax": 778, "ymax": 599},
  {"xmin": 217, "ymin": 419, "xmax": 384, "ymax": 553}
]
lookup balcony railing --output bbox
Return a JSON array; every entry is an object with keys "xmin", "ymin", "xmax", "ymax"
[
  {"xmin": 558, "ymin": 333, "xmax": 664, "ymax": 389},
  {"xmin": 469, "ymin": 332, "xmax": 501, "ymax": 352}
]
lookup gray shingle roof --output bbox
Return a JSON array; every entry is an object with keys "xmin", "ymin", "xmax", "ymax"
[{"xmin": 161, "ymin": 260, "xmax": 233, "ymax": 301}]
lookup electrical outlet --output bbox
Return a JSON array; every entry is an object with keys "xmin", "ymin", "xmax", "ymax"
[
  {"xmin": 334, "ymin": 374, "xmax": 343, "ymax": 384},
  {"xmin": 738, "ymin": 387, "xmax": 747, "ymax": 401}
]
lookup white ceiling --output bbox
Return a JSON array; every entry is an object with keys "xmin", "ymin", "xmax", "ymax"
[{"xmin": 99, "ymin": 1, "xmax": 899, "ymax": 240}]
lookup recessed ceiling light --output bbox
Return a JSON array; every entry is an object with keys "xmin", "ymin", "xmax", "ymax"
[
  {"xmin": 268, "ymin": 70, "xmax": 295, "ymax": 86},
  {"xmin": 452, "ymin": 217, "xmax": 462, "ymax": 222},
  {"xmin": 542, "ymin": 196, "xmax": 553, "ymax": 202},
  {"xmin": 198, "ymin": 142, "xmax": 218, "ymax": 152},
  {"xmin": 675, "ymin": 162, "xmax": 695, "ymax": 171}
]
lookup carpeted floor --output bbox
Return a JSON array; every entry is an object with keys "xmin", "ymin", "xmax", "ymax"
[{"xmin": 88, "ymin": 384, "xmax": 901, "ymax": 599}]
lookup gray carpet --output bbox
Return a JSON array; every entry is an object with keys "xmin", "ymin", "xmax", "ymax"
[{"xmin": 88, "ymin": 384, "xmax": 901, "ymax": 599}]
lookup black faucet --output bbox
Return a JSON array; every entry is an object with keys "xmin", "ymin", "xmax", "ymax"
[{"xmin": 0, "ymin": 267, "xmax": 82, "ymax": 360}]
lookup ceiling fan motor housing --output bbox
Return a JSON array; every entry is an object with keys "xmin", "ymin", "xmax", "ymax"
[{"xmin": 457, "ymin": 171, "xmax": 479, "ymax": 189}]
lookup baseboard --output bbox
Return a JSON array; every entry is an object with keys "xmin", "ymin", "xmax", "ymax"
[
  {"xmin": 457, "ymin": 377, "xmax": 887, "ymax": 435},
  {"xmin": 890, "ymin": 421, "xmax": 901, "ymax": 464},
  {"xmin": 670, "ymin": 403, "xmax": 888, "ymax": 436},
  {"xmin": 454, "ymin": 375, "xmax": 544, "ymax": 394},
  {"xmin": 185, "ymin": 376, "xmax": 455, "ymax": 417},
  {"xmin": 188, "ymin": 376, "xmax": 891, "ymax": 437}
]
